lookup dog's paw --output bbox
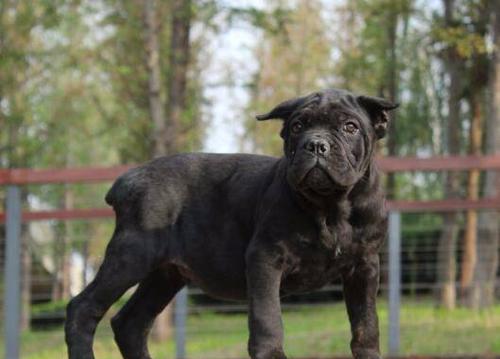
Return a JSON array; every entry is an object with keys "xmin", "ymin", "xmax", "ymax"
[
  {"xmin": 266, "ymin": 352, "xmax": 287, "ymax": 359},
  {"xmin": 352, "ymin": 348, "xmax": 381, "ymax": 359},
  {"xmin": 251, "ymin": 348, "xmax": 287, "ymax": 359}
]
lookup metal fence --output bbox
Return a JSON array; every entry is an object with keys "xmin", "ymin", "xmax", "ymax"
[{"xmin": 1, "ymin": 156, "xmax": 499, "ymax": 359}]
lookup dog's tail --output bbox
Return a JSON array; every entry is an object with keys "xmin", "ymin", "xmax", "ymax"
[{"xmin": 105, "ymin": 166, "xmax": 146, "ymax": 208}]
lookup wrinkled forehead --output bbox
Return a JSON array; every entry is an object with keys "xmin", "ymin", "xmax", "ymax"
[{"xmin": 292, "ymin": 92, "xmax": 366, "ymax": 124}]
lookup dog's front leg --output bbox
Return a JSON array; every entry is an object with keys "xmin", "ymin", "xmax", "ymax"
[
  {"xmin": 342, "ymin": 254, "xmax": 381, "ymax": 359},
  {"xmin": 245, "ymin": 245, "xmax": 287, "ymax": 359}
]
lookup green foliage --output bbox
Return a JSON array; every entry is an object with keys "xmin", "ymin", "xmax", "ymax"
[
  {"xmin": 96, "ymin": 0, "xmax": 207, "ymax": 160},
  {"xmin": 244, "ymin": 0, "xmax": 333, "ymax": 156},
  {"xmin": 431, "ymin": 0, "xmax": 491, "ymax": 59},
  {"xmin": 433, "ymin": 27, "xmax": 487, "ymax": 58},
  {"xmin": 227, "ymin": 6, "xmax": 292, "ymax": 36},
  {"xmin": 31, "ymin": 299, "xmax": 68, "ymax": 316}
]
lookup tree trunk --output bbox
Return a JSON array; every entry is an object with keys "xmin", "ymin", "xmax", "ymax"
[
  {"xmin": 81, "ymin": 237, "xmax": 89, "ymax": 288},
  {"xmin": 151, "ymin": 307, "xmax": 172, "ymax": 342},
  {"xmin": 62, "ymin": 188, "xmax": 73, "ymax": 298},
  {"xmin": 143, "ymin": 0, "xmax": 171, "ymax": 341},
  {"xmin": 385, "ymin": 7, "xmax": 399, "ymax": 198},
  {"xmin": 460, "ymin": 0, "xmax": 491, "ymax": 307},
  {"xmin": 436, "ymin": 211, "xmax": 459, "ymax": 309},
  {"xmin": 460, "ymin": 93, "xmax": 482, "ymax": 302},
  {"xmin": 51, "ymin": 224, "xmax": 63, "ymax": 300},
  {"xmin": 469, "ymin": 1, "xmax": 500, "ymax": 308},
  {"xmin": 436, "ymin": 0, "xmax": 462, "ymax": 309},
  {"xmin": 165, "ymin": 0, "xmax": 191, "ymax": 154},
  {"xmin": 146, "ymin": 0, "xmax": 192, "ymax": 342},
  {"xmin": 51, "ymin": 188, "xmax": 73, "ymax": 301},
  {"xmin": 144, "ymin": 0, "xmax": 168, "ymax": 156}
]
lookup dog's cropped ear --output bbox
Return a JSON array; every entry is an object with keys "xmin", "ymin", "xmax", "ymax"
[
  {"xmin": 256, "ymin": 95, "xmax": 310, "ymax": 121},
  {"xmin": 357, "ymin": 95, "xmax": 399, "ymax": 139}
]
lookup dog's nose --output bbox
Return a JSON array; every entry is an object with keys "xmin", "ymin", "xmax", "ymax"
[{"xmin": 304, "ymin": 139, "xmax": 330, "ymax": 155}]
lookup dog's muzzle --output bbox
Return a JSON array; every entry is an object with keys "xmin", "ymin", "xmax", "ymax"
[{"xmin": 303, "ymin": 138, "xmax": 330, "ymax": 156}]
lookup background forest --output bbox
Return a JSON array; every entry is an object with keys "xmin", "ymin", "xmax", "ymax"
[{"xmin": 0, "ymin": 0, "xmax": 499, "ymax": 358}]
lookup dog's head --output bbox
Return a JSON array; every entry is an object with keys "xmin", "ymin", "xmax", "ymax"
[{"xmin": 256, "ymin": 89, "xmax": 398, "ymax": 197}]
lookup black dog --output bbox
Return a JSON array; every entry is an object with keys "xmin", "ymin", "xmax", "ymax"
[{"xmin": 65, "ymin": 88, "xmax": 397, "ymax": 359}]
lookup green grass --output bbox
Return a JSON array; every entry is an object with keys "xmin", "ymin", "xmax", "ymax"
[{"xmin": 4, "ymin": 300, "xmax": 500, "ymax": 358}]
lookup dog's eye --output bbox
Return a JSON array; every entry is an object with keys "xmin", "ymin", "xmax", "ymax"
[
  {"xmin": 291, "ymin": 122, "xmax": 303, "ymax": 134},
  {"xmin": 343, "ymin": 122, "xmax": 358, "ymax": 134}
]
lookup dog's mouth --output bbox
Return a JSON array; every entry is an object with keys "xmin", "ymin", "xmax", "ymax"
[
  {"xmin": 292, "ymin": 156, "xmax": 352, "ymax": 195},
  {"xmin": 299, "ymin": 163, "xmax": 337, "ymax": 194}
]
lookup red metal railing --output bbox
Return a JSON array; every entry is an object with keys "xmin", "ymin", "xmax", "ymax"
[
  {"xmin": 376, "ymin": 154, "xmax": 500, "ymax": 172},
  {"xmin": 0, "ymin": 164, "xmax": 131, "ymax": 185},
  {"xmin": 1, "ymin": 155, "xmax": 499, "ymax": 223}
]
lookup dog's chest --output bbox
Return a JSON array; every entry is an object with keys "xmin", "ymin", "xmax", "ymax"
[{"xmin": 279, "ymin": 227, "xmax": 354, "ymax": 295}]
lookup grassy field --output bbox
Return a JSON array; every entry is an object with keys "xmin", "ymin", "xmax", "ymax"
[{"xmin": 5, "ymin": 300, "xmax": 500, "ymax": 358}]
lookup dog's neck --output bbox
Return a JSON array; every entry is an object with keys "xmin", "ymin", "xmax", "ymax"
[
  {"xmin": 278, "ymin": 157, "xmax": 352, "ymax": 251},
  {"xmin": 348, "ymin": 162, "xmax": 385, "ymax": 216},
  {"xmin": 347, "ymin": 161, "xmax": 387, "ymax": 253}
]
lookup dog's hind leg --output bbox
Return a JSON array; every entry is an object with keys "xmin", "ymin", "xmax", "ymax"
[
  {"xmin": 65, "ymin": 228, "xmax": 165, "ymax": 359},
  {"xmin": 111, "ymin": 267, "xmax": 185, "ymax": 359}
]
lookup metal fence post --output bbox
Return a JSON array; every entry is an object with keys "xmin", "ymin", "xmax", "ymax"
[
  {"xmin": 174, "ymin": 287, "xmax": 188, "ymax": 359},
  {"xmin": 388, "ymin": 211, "xmax": 401, "ymax": 357},
  {"xmin": 4, "ymin": 186, "xmax": 22, "ymax": 359}
]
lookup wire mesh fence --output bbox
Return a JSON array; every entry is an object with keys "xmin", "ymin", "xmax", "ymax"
[{"xmin": 1, "ymin": 209, "xmax": 499, "ymax": 358}]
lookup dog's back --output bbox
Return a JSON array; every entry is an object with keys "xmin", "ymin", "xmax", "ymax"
[{"xmin": 105, "ymin": 153, "xmax": 279, "ymax": 230}]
